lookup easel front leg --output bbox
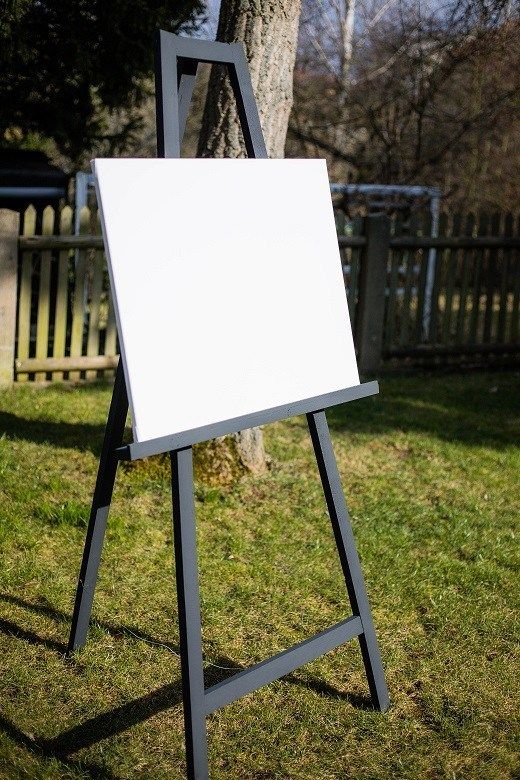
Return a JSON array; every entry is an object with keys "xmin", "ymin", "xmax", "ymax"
[
  {"xmin": 170, "ymin": 447, "xmax": 209, "ymax": 780},
  {"xmin": 68, "ymin": 363, "xmax": 128, "ymax": 652},
  {"xmin": 306, "ymin": 410, "xmax": 390, "ymax": 712}
]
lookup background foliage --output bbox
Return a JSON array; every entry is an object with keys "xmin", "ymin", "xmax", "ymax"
[{"xmin": 0, "ymin": 0, "xmax": 204, "ymax": 165}]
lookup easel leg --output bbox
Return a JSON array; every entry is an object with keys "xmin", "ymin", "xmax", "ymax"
[
  {"xmin": 170, "ymin": 447, "xmax": 209, "ymax": 780},
  {"xmin": 306, "ymin": 411, "xmax": 390, "ymax": 711},
  {"xmin": 68, "ymin": 363, "xmax": 128, "ymax": 652}
]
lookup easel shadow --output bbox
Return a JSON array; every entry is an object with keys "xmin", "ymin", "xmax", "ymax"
[
  {"xmin": 1, "ymin": 593, "xmax": 372, "ymax": 773},
  {"xmin": 0, "ymin": 592, "xmax": 179, "ymax": 655},
  {"xmin": 0, "ymin": 712, "xmax": 122, "ymax": 780}
]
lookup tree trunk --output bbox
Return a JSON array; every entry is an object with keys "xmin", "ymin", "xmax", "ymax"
[
  {"xmin": 197, "ymin": 0, "xmax": 301, "ymax": 159},
  {"xmin": 340, "ymin": 0, "xmax": 355, "ymax": 92},
  {"xmin": 196, "ymin": 0, "xmax": 302, "ymax": 476}
]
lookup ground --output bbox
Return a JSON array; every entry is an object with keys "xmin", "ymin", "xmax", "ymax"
[{"xmin": 0, "ymin": 370, "xmax": 518, "ymax": 780}]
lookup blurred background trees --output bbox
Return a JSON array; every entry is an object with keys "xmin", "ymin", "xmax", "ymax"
[
  {"xmin": 289, "ymin": 0, "xmax": 519, "ymax": 211},
  {"xmin": 0, "ymin": 0, "xmax": 204, "ymax": 167},
  {"xmin": 0, "ymin": 0, "xmax": 518, "ymax": 212}
]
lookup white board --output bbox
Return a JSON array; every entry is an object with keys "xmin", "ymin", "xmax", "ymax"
[{"xmin": 93, "ymin": 158, "xmax": 360, "ymax": 444}]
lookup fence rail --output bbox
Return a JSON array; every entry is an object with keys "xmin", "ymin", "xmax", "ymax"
[
  {"xmin": 338, "ymin": 235, "xmax": 520, "ymax": 249},
  {"xmin": 0, "ymin": 204, "xmax": 518, "ymax": 385},
  {"xmin": 19, "ymin": 235, "xmax": 105, "ymax": 250}
]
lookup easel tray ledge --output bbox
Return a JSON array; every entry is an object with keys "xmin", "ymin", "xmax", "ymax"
[{"xmin": 116, "ymin": 380, "xmax": 379, "ymax": 461}]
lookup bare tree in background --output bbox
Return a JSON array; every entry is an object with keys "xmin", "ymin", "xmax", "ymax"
[
  {"xmin": 196, "ymin": 0, "xmax": 302, "ymax": 475},
  {"xmin": 299, "ymin": 0, "xmax": 358, "ymax": 90},
  {"xmin": 290, "ymin": 0, "xmax": 519, "ymax": 210}
]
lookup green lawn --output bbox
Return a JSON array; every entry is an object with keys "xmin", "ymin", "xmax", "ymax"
[{"xmin": 0, "ymin": 371, "xmax": 518, "ymax": 780}]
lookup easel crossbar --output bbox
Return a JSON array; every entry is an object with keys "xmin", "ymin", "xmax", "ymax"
[
  {"xmin": 116, "ymin": 381, "xmax": 379, "ymax": 461},
  {"xmin": 171, "ymin": 34, "xmax": 243, "ymax": 64},
  {"xmin": 204, "ymin": 615, "xmax": 363, "ymax": 714}
]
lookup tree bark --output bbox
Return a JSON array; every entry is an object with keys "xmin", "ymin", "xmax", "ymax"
[
  {"xmin": 197, "ymin": 1, "xmax": 301, "ymax": 158},
  {"xmin": 196, "ymin": 0, "xmax": 302, "ymax": 476}
]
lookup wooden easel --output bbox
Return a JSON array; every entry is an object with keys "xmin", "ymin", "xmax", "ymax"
[{"xmin": 68, "ymin": 31, "xmax": 389, "ymax": 780}]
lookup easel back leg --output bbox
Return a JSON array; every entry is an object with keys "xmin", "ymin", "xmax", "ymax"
[
  {"xmin": 306, "ymin": 410, "xmax": 390, "ymax": 711},
  {"xmin": 68, "ymin": 363, "xmax": 128, "ymax": 652}
]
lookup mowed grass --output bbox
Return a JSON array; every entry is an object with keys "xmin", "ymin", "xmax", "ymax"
[{"xmin": 0, "ymin": 371, "xmax": 518, "ymax": 780}]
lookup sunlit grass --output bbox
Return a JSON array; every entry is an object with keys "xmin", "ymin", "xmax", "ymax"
[{"xmin": 0, "ymin": 371, "xmax": 518, "ymax": 779}]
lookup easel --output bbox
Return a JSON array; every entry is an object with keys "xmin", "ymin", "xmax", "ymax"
[{"xmin": 68, "ymin": 31, "xmax": 389, "ymax": 780}]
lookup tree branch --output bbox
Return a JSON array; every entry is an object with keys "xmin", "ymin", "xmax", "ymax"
[{"xmin": 288, "ymin": 124, "xmax": 359, "ymax": 165}]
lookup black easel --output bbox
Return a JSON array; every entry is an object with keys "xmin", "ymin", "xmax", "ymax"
[{"xmin": 68, "ymin": 31, "xmax": 389, "ymax": 780}]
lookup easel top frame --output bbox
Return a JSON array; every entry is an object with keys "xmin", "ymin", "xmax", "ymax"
[
  {"xmin": 110, "ymin": 32, "xmax": 379, "ymax": 462},
  {"xmin": 155, "ymin": 31, "xmax": 267, "ymax": 159}
]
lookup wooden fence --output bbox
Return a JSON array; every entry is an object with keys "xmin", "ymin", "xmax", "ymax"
[
  {"xmin": 6, "ymin": 205, "xmax": 117, "ymax": 383},
  {"xmin": 0, "ymin": 204, "xmax": 518, "ymax": 385},
  {"xmin": 339, "ymin": 210, "xmax": 520, "ymax": 368}
]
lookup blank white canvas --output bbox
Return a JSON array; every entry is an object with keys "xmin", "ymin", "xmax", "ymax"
[{"xmin": 93, "ymin": 158, "xmax": 360, "ymax": 443}]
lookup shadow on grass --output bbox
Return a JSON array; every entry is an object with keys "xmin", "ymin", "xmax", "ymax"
[
  {"xmin": 325, "ymin": 373, "xmax": 519, "ymax": 450},
  {"xmin": 0, "ymin": 616, "xmax": 67, "ymax": 654},
  {"xmin": 1, "ymin": 594, "xmax": 373, "ymax": 770},
  {"xmin": 0, "ymin": 712, "xmax": 122, "ymax": 780},
  {"xmin": 2, "ymin": 373, "xmax": 518, "ymax": 456},
  {"xmin": 41, "ymin": 668, "xmax": 370, "ymax": 759},
  {"xmin": 0, "ymin": 411, "xmax": 108, "ymax": 457},
  {"xmin": 0, "ymin": 592, "xmax": 179, "ymax": 655},
  {"xmin": 43, "ymin": 680, "xmax": 184, "ymax": 756},
  {"xmin": 1, "ymin": 657, "xmax": 370, "ymax": 766},
  {"xmin": 286, "ymin": 676, "xmax": 372, "ymax": 709},
  {"xmin": 2, "ymin": 592, "xmax": 373, "ymax": 705}
]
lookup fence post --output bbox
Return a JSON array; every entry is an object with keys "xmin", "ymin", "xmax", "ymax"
[
  {"xmin": 0, "ymin": 209, "xmax": 20, "ymax": 387},
  {"xmin": 355, "ymin": 213, "xmax": 391, "ymax": 374}
]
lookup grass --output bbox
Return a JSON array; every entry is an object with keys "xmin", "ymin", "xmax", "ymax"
[{"xmin": 0, "ymin": 370, "xmax": 518, "ymax": 780}]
